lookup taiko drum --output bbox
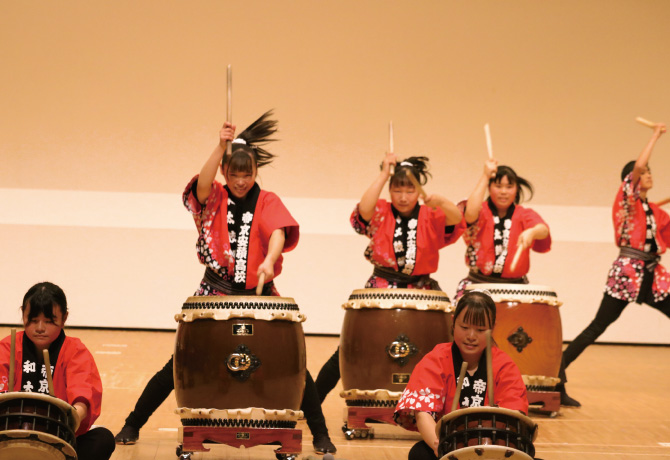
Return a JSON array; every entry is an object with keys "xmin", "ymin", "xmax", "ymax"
[
  {"xmin": 173, "ymin": 296, "xmax": 306, "ymax": 411},
  {"xmin": 339, "ymin": 288, "xmax": 453, "ymax": 394}
]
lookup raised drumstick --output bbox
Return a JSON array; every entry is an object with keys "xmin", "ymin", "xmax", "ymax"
[
  {"xmin": 484, "ymin": 123, "xmax": 493, "ymax": 159},
  {"xmin": 636, "ymin": 117, "xmax": 657, "ymax": 128},
  {"xmin": 8, "ymin": 328, "xmax": 16, "ymax": 391},
  {"xmin": 405, "ymin": 169, "xmax": 428, "ymax": 201},
  {"xmin": 256, "ymin": 272, "xmax": 266, "ymax": 296},
  {"xmin": 486, "ymin": 330, "xmax": 495, "ymax": 406},
  {"xmin": 655, "ymin": 197, "xmax": 670, "ymax": 207},
  {"xmin": 451, "ymin": 361, "xmax": 469, "ymax": 412},
  {"xmin": 389, "ymin": 121, "xmax": 395, "ymax": 176},
  {"xmin": 42, "ymin": 349, "xmax": 55, "ymax": 397},
  {"xmin": 226, "ymin": 65, "xmax": 233, "ymax": 158}
]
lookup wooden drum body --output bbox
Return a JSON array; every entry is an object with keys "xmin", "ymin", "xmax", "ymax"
[
  {"xmin": 0, "ymin": 392, "xmax": 79, "ymax": 460},
  {"xmin": 174, "ymin": 296, "xmax": 307, "ymax": 413},
  {"xmin": 436, "ymin": 407, "xmax": 538, "ymax": 460},
  {"xmin": 466, "ymin": 284, "xmax": 563, "ymax": 386},
  {"xmin": 339, "ymin": 288, "xmax": 453, "ymax": 401}
]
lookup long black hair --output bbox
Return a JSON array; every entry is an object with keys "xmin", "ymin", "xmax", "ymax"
[
  {"xmin": 489, "ymin": 165, "xmax": 534, "ymax": 204},
  {"xmin": 223, "ymin": 110, "xmax": 278, "ymax": 173},
  {"xmin": 388, "ymin": 156, "xmax": 431, "ymax": 188},
  {"xmin": 21, "ymin": 281, "xmax": 68, "ymax": 321}
]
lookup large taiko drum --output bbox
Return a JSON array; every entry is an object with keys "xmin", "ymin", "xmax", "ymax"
[
  {"xmin": 339, "ymin": 288, "xmax": 453, "ymax": 402},
  {"xmin": 0, "ymin": 392, "xmax": 79, "ymax": 460},
  {"xmin": 436, "ymin": 407, "xmax": 538, "ymax": 460},
  {"xmin": 466, "ymin": 284, "xmax": 563, "ymax": 388},
  {"xmin": 173, "ymin": 296, "xmax": 307, "ymax": 419}
]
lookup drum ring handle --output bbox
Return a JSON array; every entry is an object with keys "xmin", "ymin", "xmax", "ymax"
[
  {"xmin": 385, "ymin": 334, "xmax": 418, "ymax": 367},
  {"xmin": 225, "ymin": 344, "xmax": 261, "ymax": 381}
]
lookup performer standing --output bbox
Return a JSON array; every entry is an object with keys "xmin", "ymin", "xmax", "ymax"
[
  {"xmin": 114, "ymin": 111, "xmax": 336, "ymax": 454},
  {"xmin": 562, "ymin": 123, "xmax": 670, "ymax": 395},
  {"xmin": 0, "ymin": 282, "xmax": 116, "ymax": 460},
  {"xmin": 453, "ymin": 158, "xmax": 579, "ymax": 406},
  {"xmin": 315, "ymin": 152, "xmax": 465, "ymax": 401},
  {"xmin": 394, "ymin": 290, "xmax": 528, "ymax": 460}
]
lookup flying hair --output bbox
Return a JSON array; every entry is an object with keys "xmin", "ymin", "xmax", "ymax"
[{"xmin": 223, "ymin": 110, "xmax": 278, "ymax": 171}]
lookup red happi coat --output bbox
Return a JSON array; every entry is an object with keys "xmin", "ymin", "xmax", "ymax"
[
  {"xmin": 183, "ymin": 176, "xmax": 299, "ymax": 289},
  {"xmin": 463, "ymin": 201, "xmax": 551, "ymax": 279},
  {"xmin": 394, "ymin": 342, "xmax": 528, "ymax": 432},
  {"xmin": 605, "ymin": 173, "xmax": 670, "ymax": 302},
  {"xmin": 351, "ymin": 199, "xmax": 465, "ymax": 275},
  {"xmin": 0, "ymin": 332, "xmax": 103, "ymax": 436}
]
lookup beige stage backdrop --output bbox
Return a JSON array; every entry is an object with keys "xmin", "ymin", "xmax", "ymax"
[{"xmin": 2, "ymin": 1, "xmax": 670, "ymax": 344}]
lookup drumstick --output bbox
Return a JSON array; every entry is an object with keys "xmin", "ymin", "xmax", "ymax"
[
  {"xmin": 256, "ymin": 272, "xmax": 266, "ymax": 296},
  {"xmin": 451, "ymin": 361, "xmax": 468, "ymax": 412},
  {"xmin": 636, "ymin": 116, "xmax": 657, "ymax": 129},
  {"xmin": 486, "ymin": 330, "xmax": 495, "ymax": 406},
  {"xmin": 389, "ymin": 121, "xmax": 395, "ymax": 176},
  {"xmin": 42, "ymin": 349, "xmax": 55, "ymax": 397},
  {"xmin": 405, "ymin": 169, "xmax": 428, "ymax": 201},
  {"xmin": 509, "ymin": 245, "xmax": 523, "ymax": 273},
  {"xmin": 654, "ymin": 197, "xmax": 670, "ymax": 207},
  {"xmin": 226, "ymin": 64, "xmax": 233, "ymax": 158},
  {"xmin": 484, "ymin": 123, "xmax": 493, "ymax": 159},
  {"xmin": 8, "ymin": 328, "xmax": 16, "ymax": 392}
]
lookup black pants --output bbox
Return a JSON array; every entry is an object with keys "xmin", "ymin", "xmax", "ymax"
[
  {"xmin": 124, "ymin": 356, "xmax": 330, "ymax": 437},
  {"xmin": 563, "ymin": 274, "xmax": 670, "ymax": 368},
  {"xmin": 77, "ymin": 426, "xmax": 116, "ymax": 460},
  {"xmin": 408, "ymin": 441, "xmax": 437, "ymax": 460},
  {"xmin": 315, "ymin": 347, "xmax": 340, "ymax": 403}
]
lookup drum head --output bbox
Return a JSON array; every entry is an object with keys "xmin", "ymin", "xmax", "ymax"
[
  {"xmin": 0, "ymin": 430, "xmax": 77, "ymax": 460},
  {"xmin": 439, "ymin": 445, "xmax": 533, "ymax": 460}
]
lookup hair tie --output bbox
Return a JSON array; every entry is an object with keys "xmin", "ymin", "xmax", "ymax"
[
  {"xmin": 399, "ymin": 161, "xmax": 413, "ymax": 167},
  {"xmin": 232, "ymin": 138, "xmax": 247, "ymax": 145}
]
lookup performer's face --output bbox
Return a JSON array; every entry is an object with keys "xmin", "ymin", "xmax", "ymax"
[
  {"xmin": 639, "ymin": 166, "xmax": 653, "ymax": 191},
  {"xmin": 453, "ymin": 308, "xmax": 488, "ymax": 364},
  {"xmin": 489, "ymin": 176, "xmax": 517, "ymax": 212},
  {"xmin": 223, "ymin": 164, "xmax": 257, "ymax": 199},
  {"xmin": 390, "ymin": 185, "xmax": 419, "ymax": 217},
  {"xmin": 22, "ymin": 304, "xmax": 67, "ymax": 352}
]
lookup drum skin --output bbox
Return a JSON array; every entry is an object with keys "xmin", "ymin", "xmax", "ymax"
[
  {"xmin": 174, "ymin": 317, "xmax": 306, "ymax": 410},
  {"xmin": 493, "ymin": 300, "xmax": 562, "ymax": 379},
  {"xmin": 340, "ymin": 308, "xmax": 452, "ymax": 392}
]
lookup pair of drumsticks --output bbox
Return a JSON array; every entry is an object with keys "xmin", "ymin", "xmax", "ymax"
[
  {"xmin": 8, "ymin": 328, "xmax": 56, "ymax": 396},
  {"xmin": 451, "ymin": 330, "xmax": 495, "ymax": 412}
]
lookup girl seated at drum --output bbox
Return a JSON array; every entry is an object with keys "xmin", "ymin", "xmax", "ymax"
[
  {"xmin": 315, "ymin": 152, "xmax": 465, "ymax": 401},
  {"xmin": 115, "ymin": 111, "xmax": 336, "ymax": 454},
  {"xmin": 0, "ymin": 282, "xmax": 115, "ymax": 460},
  {"xmin": 394, "ymin": 290, "xmax": 528, "ymax": 460}
]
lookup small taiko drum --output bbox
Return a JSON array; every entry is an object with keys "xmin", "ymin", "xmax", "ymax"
[
  {"xmin": 466, "ymin": 284, "xmax": 562, "ymax": 388},
  {"xmin": 339, "ymin": 288, "xmax": 453, "ymax": 403},
  {"xmin": 173, "ymin": 296, "xmax": 307, "ymax": 419},
  {"xmin": 0, "ymin": 392, "xmax": 79, "ymax": 460},
  {"xmin": 436, "ymin": 407, "xmax": 538, "ymax": 460}
]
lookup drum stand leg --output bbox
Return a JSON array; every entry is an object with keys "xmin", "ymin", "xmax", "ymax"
[
  {"xmin": 177, "ymin": 426, "xmax": 302, "ymax": 459},
  {"xmin": 527, "ymin": 390, "xmax": 560, "ymax": 416},
  {"xmin": 342, "ymin": 406, "xmax": 398, "ymax": 440}
]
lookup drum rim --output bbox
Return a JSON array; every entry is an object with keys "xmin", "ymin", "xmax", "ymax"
[
  {"xmin": 436, "ymin": 406, "xmax": 537, "ymax": 438},
  {"xmin": 0, "ymin": 429, "xmax": 78, "ymax": 458},
  {"xmin": 438, "ymin": 444, "xmax": 534, "ymax": 460},
  {"xmin": 464, "ymin": 283, "xmax": 557, "ymax": 294},
  {"xmin": 184, "ymin": 295, "xmax": 297, "ymax": 304},
  {"xmin": 0, "ymin": 392, "xmax": 79, "ymax": 433},
  {"xmin": 348, "ymin": 288, "xmax": 450, "ymax": 297}
]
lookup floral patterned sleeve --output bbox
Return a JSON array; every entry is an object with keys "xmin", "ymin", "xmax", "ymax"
[
  {"xmin": 182, "ymin": 175, "xmax": 223, "ymax": 234},
  {"xmin": 350, "ymin": 200, "xmax": 387, "ymax": 238}
]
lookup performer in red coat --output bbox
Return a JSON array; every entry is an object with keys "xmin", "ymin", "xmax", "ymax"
[
  {"xmin": 315, "ymin": 153, "xmax": 465, "ymax": 402},
  {"xmin": 114, "ymin": 111, "xmax": 336, "ymax": 454},
  {"xmin": 0, "ymin": 282, "xmax": 115, "ymax": 460},
  {"xmin": 394, "ymin": 290, "xmax": 527, "ymax": 460},
  {"xmin": 454, "ymin": 158, "xmax": 550, "ymax": 300},
  {"xmin": 562, "ymin": 122, "xmax": 670, "ymax": 398}
]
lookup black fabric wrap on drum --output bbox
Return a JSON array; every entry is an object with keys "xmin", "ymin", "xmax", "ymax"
[
  {"xmin": 619, "ymin": 247, "xmax": 660, "ymax": 273},
  {"xmin": 204, "ymin": 267, "xmax": 274, "ymax": 296},
  {"xmin": 467, "ymin": 270, "xmax": 528, "ymax": 285},
  {"xmin": 372, "ymin": 266, "xmax": 431, "ymax": 288}
]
